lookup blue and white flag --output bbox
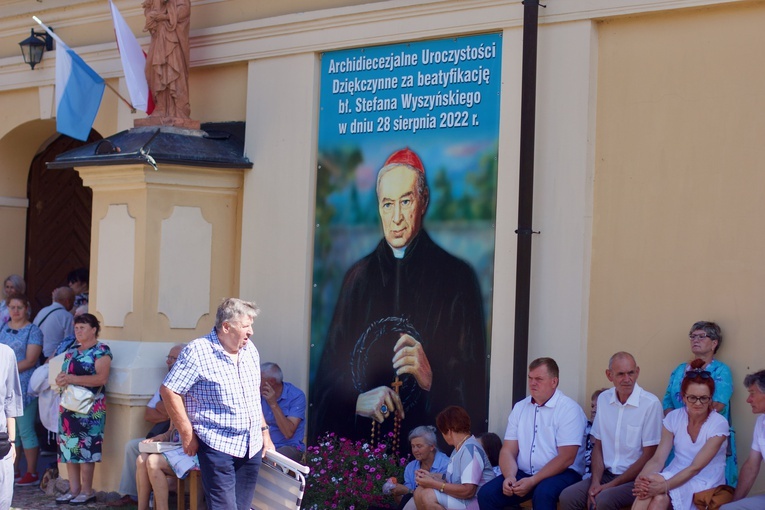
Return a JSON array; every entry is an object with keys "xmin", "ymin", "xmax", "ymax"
[{"xmin": 34, "ymin": 16, "xmax": 105, "ymax": 141}]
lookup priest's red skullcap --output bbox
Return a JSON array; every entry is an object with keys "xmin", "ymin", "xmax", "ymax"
[{"xmin": 383, "ymin": 148, "xmax": 424, "ymax": 173}]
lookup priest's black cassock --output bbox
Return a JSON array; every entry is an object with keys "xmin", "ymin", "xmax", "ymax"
[{"xmin": 309, "ymin": 230, "xmax": 488, "ymax": 450}]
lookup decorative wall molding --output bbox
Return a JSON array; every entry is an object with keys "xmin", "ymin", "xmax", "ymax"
[
  {"xmin": 158, "ymin": 206, "xmax": 212, "ymax": 329},
  {"xmin": 97, "ymin": 204, "xmax": 135, "ymax": 327}
]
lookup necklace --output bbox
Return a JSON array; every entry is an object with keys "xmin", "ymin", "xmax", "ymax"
[{"xmin": 454, "ymin": 434, "xmax": 469, "ymax": 451}]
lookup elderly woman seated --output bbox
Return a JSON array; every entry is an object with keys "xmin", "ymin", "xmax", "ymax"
[
  {"xmin": 632, "ymin": 359, "xmax": 729, "ymax": 510},
  {"xmin": 136, "ymin": 424, "xmax": 200, "ymax": 510},
  {"xmin": 406, "ymin": 406, "xmax": 495, "ymax": 510},
  {"xmin": 387, "ymin": 425, "xmax": 450, "ymax": 509}
]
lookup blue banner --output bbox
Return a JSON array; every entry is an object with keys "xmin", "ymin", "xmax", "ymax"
[{"xmin": 310, "ymin": 33, "xmax": 502, "ymax": 451}]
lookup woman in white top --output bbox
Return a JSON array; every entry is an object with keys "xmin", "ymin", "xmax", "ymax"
[
  {"xmin": 632, "ymin": 359, "xmax": 728, "ymax": 510},
  {"xmin": 409, "ymin": 406, "xmax": 495, "ymax": 510}
]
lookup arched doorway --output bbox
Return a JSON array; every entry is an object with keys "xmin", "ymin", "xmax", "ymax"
[{"xmin": 25, "ymin": 131, "xmax": 101, "ymax": 315}]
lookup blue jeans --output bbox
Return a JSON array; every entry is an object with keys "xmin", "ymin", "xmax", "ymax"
[
  {"xmin": 477, "ymin": 469, "xmax": 581, "ymax": 510},
  {"xmin": 196, "ymin": 439, "xmax": 262, "ymax": 510}
]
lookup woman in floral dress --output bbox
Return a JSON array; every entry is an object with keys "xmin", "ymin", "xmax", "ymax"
[{"xmin": 55, "ymin": 313, "xmax": 112, "ymax": 506}]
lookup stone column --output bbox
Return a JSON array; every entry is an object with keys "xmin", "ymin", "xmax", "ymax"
[{"xmin": 72, "ymin": 162, "xmax": 244, "ymax": 491}]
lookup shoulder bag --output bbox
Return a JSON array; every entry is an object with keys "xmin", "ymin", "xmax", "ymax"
[
  {"xmin": 58, "ymin": 342, "xmax": 105, "ymax": 414},
  {"xmin": 60, "ymin": 384, "xmax": 103, "ymax": 414}
]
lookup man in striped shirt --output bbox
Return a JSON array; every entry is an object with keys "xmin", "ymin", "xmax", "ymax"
[{"xmin": 161, "ymin": 298, "xmax": 274, "ymax": 510}]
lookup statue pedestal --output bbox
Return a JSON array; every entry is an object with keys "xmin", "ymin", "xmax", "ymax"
[
  {"xmin": 70, "ymin": 158, "xmax": 246, "ymax": 491},
  {"xmin": 134, "ymin": 116, "xmax": 201, "ymax": 130},
  {"xmin": 50, "ymin": 123, "xmax": 251, "ymax": 490}
]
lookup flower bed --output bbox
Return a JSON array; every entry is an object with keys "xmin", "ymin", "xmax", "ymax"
[{"xmin": 304, "ymin": 432, "xmax": 408, "ymax": 509}]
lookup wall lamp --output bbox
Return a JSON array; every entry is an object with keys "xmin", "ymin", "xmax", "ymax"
[{"xmin": 19, "ymin": 28, "xmax": 53, "ymax": 70}]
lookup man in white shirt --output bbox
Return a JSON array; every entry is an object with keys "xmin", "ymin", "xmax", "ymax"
[
  {"xmin": 721, "ymin": 370, "xmax": 765, "ymax": 510},
  {"xmin": 477, "ymin": 357, "xmax": 587, "ymax": 510},
  {"xmin": 33, "ymin": 287, "xmax": 75, "ymax": 360},
  {"xmin": 559, "ymin": 352, "xmax": 663, "ymax": 510}
]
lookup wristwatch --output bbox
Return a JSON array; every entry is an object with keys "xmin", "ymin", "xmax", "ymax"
[{"xmin": 440, "ymin": 482, "xmax": 445, "ymax": 493}]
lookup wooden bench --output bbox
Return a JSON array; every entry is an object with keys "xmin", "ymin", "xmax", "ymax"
[{"xmin": 175, "ymin": 469, "xmax": 202, "ymax": 510}]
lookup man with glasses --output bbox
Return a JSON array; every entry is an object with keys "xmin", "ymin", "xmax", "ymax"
[
  {"xmin": 162, "ymin": 298, "xmax": 274, "ymax": 510},
  {"xmin": 721, "ymin": 370, "xmax": 765, "ymax": 510},
  {"xmin": 559, "ymin": 352, "xmax": 663, "ymax": 510},
  {"xmin": 108, "ymin": 344, "xmax": 186, "ymax": 507}
]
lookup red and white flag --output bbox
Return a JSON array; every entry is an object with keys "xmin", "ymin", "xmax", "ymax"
[{"xmin": 109, "ymin": 0, "xmax": 153, "ymax": 113}]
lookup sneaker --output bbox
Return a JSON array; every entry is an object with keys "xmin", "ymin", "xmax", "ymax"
[{"xmin": 15, "ymin": 472, "xmax": 39, "ymax": 486}]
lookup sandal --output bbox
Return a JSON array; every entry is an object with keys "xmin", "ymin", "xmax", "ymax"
[
  {"xmin": 56, "ymin": 492, "xmax": 78, "ymax": 505},
  {"xmin": 69, "ymin": 491, "xmax": 96, "ymax": 506}
]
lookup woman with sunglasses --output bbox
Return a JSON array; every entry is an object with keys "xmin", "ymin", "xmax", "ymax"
[
  {"xmin": 662, "ymin": 321, "xmax": 737, "ymax": 485},
  {"xmin": 633, "ymin": 359, "xmax": 729, "ymax": 510}
]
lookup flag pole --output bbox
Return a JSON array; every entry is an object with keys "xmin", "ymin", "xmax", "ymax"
[
  {"xmin": 104, "ymin": 81, "xmax": 137, "ymax": 113},
  {"xmin": 34, "ymin": 15, "xmax": 138, "ymax": 113}
]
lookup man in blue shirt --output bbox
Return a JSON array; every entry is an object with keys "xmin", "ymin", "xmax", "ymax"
[
  {"xmin": 162, "ymin": 298, "xmax": 274, "ymax": 510},
  {"xmin": 260, "ymin": 362, "xmax": 306, "ymax": 462}
]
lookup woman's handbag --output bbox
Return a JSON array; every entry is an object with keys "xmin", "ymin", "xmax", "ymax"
[
  {"xmin": 693, "ymin": 484, "xmax": 734, "ymax": 510},
  {"xmin": 60, "ymin": 384, "xmax": 102, "ymax": 414}
]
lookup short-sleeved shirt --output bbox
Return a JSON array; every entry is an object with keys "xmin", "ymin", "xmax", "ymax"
[
  {"xmin": 34, "ymin": 303, "xmax": 74, "ymax": 357},
  {"xmin": 591, "ymin": 384, "xmax": 663, "ymax": 475},
  {"xmin": 445, "ymin": 436, "xmax": 495, "ymax": 487},
  {"xmin": 663, "ymin": 360, "xmax": 734, "ymax": 420},
  {"xmin": 163, "ymin": 328, "xmax": 263, "ymax": 458},
  {"xmin": 751, "ymin": 414, "xmax": 765, "ymax": 454},
  {"xmin": 0, "ymin": 323, "xmax": 43, "ymax": 406},
  {"xmin": 661, "ymin": 408, "xmax": 728, "ymax": 510},
  {"xmin": 403, "ymin": 450, "xmax": 450, "ymax": 490},
  {"xmin": 504, "ymin": 389, "xmax": 588, "ymax": 475},
  {"xmin": 662, "ymin": 359, "xmax": 737, "ymax": 486},
  {"xmin": 261, "ymin": 381, "xmax": 306, "ymax": 451},
  {"xmin": 434, "ymin": 436, "xmax": 495, "ymax": 510},
  {"xmin": 0, "ymin": 343, "xmax": 23, "ymax": 432},
  {"xmin": 146, "ymin": 388, "xmax": 162, "ymax": 409}
]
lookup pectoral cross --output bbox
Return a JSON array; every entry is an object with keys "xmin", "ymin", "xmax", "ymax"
[{"xmin": 392, "ymin": 376, "xmax": 402, "ymax": 395}]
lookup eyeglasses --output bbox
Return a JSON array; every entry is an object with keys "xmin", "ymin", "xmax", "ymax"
[
  {"xmin": 685, "ymin": 395, "xmax": 712, "ymax": 404},
  {"xmin": 684, "ymin": 369, "xmax": 712, "ymax": 380},
  {"xmin": 166, "ymin": 356, "xmax": 177, "ymax": 363},
  {"xmin": 689, "ymin": 333, "xmax": 711, "ymax": 340}
]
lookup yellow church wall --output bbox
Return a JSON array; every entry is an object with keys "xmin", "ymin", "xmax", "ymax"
[
  {"xmin": 189, "ymin": 63, "xmax": 248, "ymax": 122},
  {"xmin": 589, "ymin": 1, "xmax": 765, "ymax": 493},
  {"xmin": 0, "ymin": 206, "xmax": 28, "ymax": 283},
  {"xmin": 0, "ymin": 88, "xmax": 45, "ymax": 141}
]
